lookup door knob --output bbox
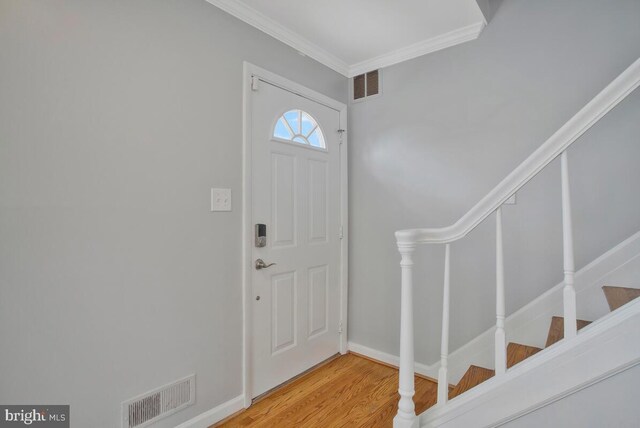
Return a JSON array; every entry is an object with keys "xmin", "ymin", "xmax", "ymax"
[{"xmin": 255, "ymin": 258, "xmax": 276, "ymax": 270}]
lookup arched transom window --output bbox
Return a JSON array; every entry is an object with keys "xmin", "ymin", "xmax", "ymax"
[{"xmin": 273, "ymin": 109, "xmax": 326, "ymax": 149}]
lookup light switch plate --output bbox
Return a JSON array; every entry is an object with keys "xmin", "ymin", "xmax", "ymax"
[{"xmin": 211, "ymin": 188, "xmax": 232, "ymax": 211}]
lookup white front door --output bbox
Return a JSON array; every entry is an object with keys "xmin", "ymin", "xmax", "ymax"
[{"xmin": 250, "ymin": 78, "xmax": 343, "ymax": 398}]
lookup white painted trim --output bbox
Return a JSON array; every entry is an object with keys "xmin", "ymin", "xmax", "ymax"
[
  {"xmin": 245, "ymin": 64, "xmax": 346, "ymax": 112},
  {"xmin": 352, "ymin": 229, "xmax": 640, "ymax": 383},
  {"xmin": 174, "ymin": 394, "xmax": 245, "ymax": 428},
  {"xmin": 242, "ymin": 63, "xmax": 349, "ymax": 404},
  {"xmin": 493, "ymin": 359, "xmax": 640, "ymax": 427},
  {"xmin": 206, "ymin": 0, "xmax": 349, "ymax": 76},
  {"xmin": 205, "ymin": 0, "xmax": 485, "ymax": 77},
  {"xmin": 474, "ymin": 0, "xmax": 491, "ymax": 26},
  {"xmin": 348, "ymin": 22, "xmax": 485, "ymax": 77},
  {"xmin": 396, "ymin": 57, "xmax": 640, "ymax": 244},
  {"xmin": 241, "ymin": 62, "xmax": 253, "ymax": 409},
  {"xmin": 348, "ymin": 342, "xmax": 434, "ymax": 379},
  {"xmin": 338, "ymin": 107, "xmax": 349, "ymax": 355},
  {"xmin": 419, "ymin": 298, "xmax": 640, "ymax": 427}
]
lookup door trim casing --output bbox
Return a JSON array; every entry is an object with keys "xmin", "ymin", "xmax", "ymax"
[{"xmin": 241, "ymin": 62, "xmax": 348, "ymax": 408}]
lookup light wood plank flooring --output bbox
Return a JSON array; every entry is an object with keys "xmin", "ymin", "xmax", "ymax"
[{"xmin": 213, "ymin": 353, "xmax": 437, "ymax": 427}]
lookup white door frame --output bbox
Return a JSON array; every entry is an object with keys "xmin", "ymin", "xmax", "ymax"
[{"xmin": 241, "ymin": 62, "xmax": 348, "ymax": 407}]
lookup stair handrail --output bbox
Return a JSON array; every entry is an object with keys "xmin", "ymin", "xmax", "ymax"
[
  {"xmin": 392, "ymin": 57, "xmax": 640, "ymax": 428},
  {"xmin": 395, "ymin": 57, "xmax": 640, "ymax": 246}
]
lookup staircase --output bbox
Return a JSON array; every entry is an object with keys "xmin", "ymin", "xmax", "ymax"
[
  {"xmin": 392, "ymin": 57, "xmax": 640, "ymax": 428},
  {"xmin": 449, "ymin": 286, "xmax": 638, "ymax": 399}
]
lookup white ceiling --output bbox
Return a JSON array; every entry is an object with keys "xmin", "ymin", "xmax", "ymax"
[{"xmin": 206, "ymin": 0, "xmax": 487, "ymax": 77}]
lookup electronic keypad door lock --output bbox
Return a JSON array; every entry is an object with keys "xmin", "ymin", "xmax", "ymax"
[{"xmin": 255, "ymin": 224, "xmax": 266, "ymax": 247}]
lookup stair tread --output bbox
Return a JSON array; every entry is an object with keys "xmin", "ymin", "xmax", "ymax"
[
  {"xmin": 449, "ymin": 365, "xmax": 494, "ymax": 399},
  {"xmin": 507, "ymin": 342, "xmax": 542, "ymax": 368},
  {"xmin": 545, "ymin": 316, "xmax": 592, "ymax": 348},
  {"xmin": 442, "ymin": 285, "xmax": 640, "ymax": 403},
  {"xmin": 602, "ymin": 286, "xmax": 640, "ymax": 312}
]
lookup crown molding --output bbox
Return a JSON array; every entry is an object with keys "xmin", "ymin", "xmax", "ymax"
[
  {"xmin": 205, "ymin": 0, "xmax": 485, "ymax": 78},
  {"xmin": 347, "ymin": 22, "xmax": 485, "ymax": 77},
  {"xmin": 205, "ymin": 0, "xmax": 350, "ymax": 76}
]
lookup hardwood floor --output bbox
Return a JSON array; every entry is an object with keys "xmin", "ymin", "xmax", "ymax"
[{"xmin": 213, "ymin": 353, "xmax": 438, "ymax": 427}]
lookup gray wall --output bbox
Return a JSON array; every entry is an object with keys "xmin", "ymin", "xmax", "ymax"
[
  {"xmin": 0, "ymin": 1, "xmax": 346, "ymax": 427},
  {"xmin": 348, "ymin": 0, "xmax": 640, "ymax": 366},
  {"xmin": 502, "ymin": 363, "xmax": 640, "ymax": 427},
  {"xmin": 2, "ymin": 0, "xmax": 640, "ymax": 425}
]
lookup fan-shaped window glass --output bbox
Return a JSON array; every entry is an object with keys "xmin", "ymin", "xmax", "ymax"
[{"xmin": 273, "ymin": 110, "xmax": 326, "ymax": 149}]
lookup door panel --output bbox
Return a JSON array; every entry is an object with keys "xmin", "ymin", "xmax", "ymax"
[
  {"xmin": 308, "ymin": 265, "xmax": 328, "ymax": 339},
  {"xmin": 271, "ymin": 271, "xmax": 297, "ymax": 354},
  {"xmin": 271, "ymin": 153, "xmax": 297, "ymax": 248},
  {"xmin": 308, "ymin": 159, "xmax": 328, "ymax": 244},
  {"xmin": 251, "ymin": 79, "xmax": 342, "ymax": 398}
]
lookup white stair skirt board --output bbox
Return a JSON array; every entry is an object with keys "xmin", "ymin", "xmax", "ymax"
[
  {"xmin": 174, "ymin": 394, "xmax": 244, "ymax": 428},
  {"xmin": 349, "ymin": 229, "xmax": 640, "ymax": 383},
  {"xmin": 420, "ymin": 298, "xmax": 640, "ymax": 427}
]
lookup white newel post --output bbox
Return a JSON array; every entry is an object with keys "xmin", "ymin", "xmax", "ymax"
[
  {"xmin": 437, "ymin": 244, "xmax": 451, "ymax": 405},
  {"xmin": 394, "ymin": 241, "xmax": 419, "ymax": 428},
  {"xmin": 495, "ymin": 207, "xmax": 507, "ymax": 375},
  {"xmin": 561, "ymin": 151, "xmax": 577, "ymax": 339}
]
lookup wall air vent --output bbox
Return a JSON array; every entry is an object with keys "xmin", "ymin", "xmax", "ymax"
[
  {"xmin": 122, "ymin": 374, "xmax": 195, "ymax": 428},
  {"xmin": 352, "ymin": 70, "xmax": 381, "ymax": 102}
]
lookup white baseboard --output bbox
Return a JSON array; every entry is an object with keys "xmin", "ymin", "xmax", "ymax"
[
  {"xmin": 174, "ymin": 395, "xmax": 245, "ymax": 428},
  {"xmin": 350, "ymin": 230, "xmax": 640, "ymax": 384},
  {"xmin": 348, "ymin": 342, "xmax": 435, "ymax": 380}
]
